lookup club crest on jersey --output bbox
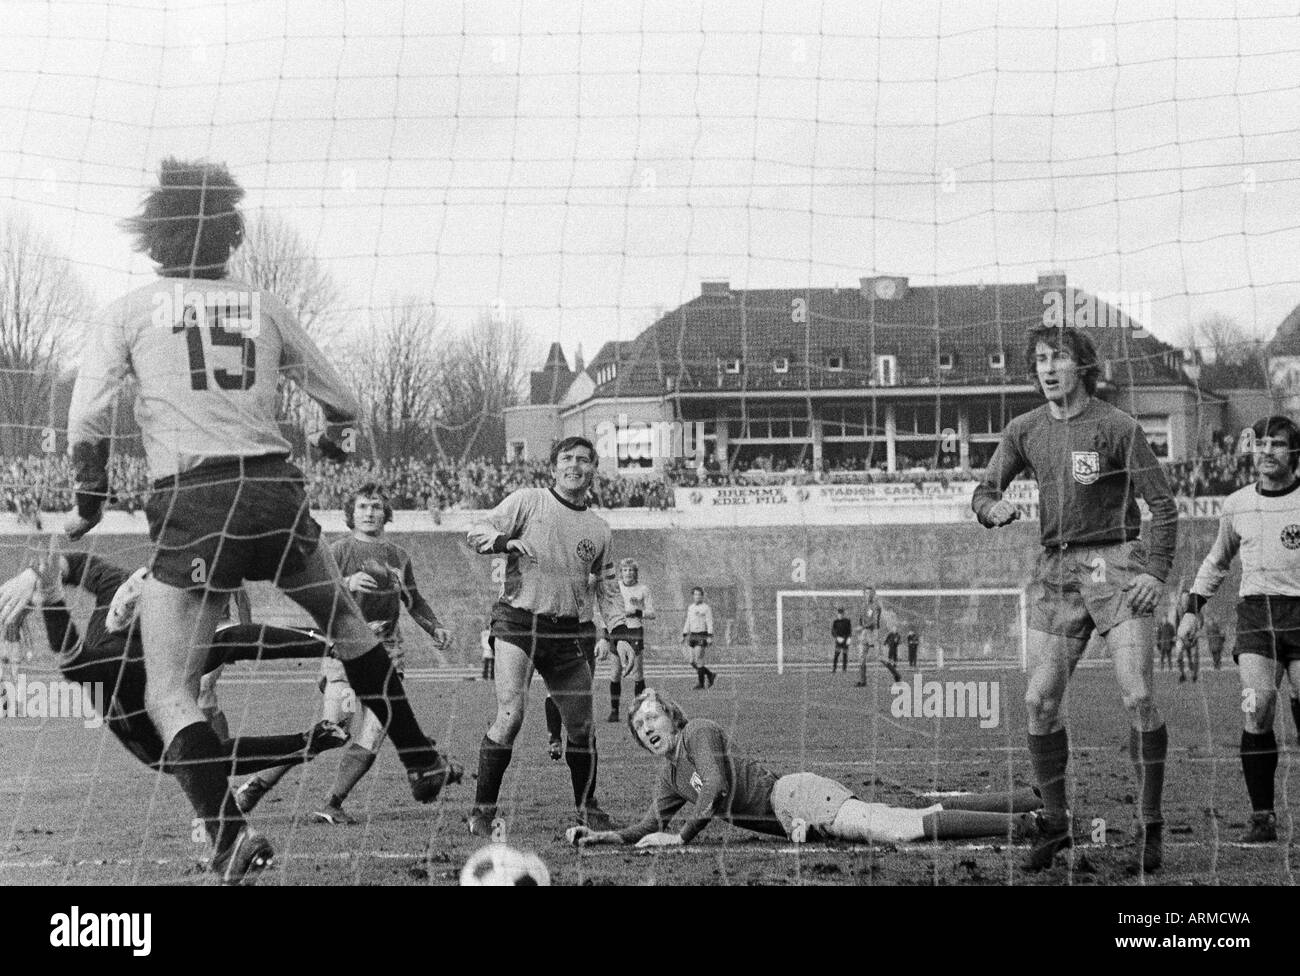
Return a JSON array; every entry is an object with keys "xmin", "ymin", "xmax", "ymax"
[
  {"xmin": 1282, "ymin": 525, "xmax": 1300, "ymax": 550},
  {"xmin": 689, "ymin": 771, "xmax": 704, "ymax": 797},
  {"xmin": 576, "ymin": 539, "xmax": 597, "ymax": 562},
  {"xmin": 1072, "ymin": 451, "xmax": 1101, "ymax": 485}
]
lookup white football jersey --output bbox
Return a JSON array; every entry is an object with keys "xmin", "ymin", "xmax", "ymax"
[
  {"xmin": 619, "ymin": 582, "xmax": 653, "ymax": 630},
  {"xmin": 68, "ymin": 277, "xmax": 358, "ymax": 480}
]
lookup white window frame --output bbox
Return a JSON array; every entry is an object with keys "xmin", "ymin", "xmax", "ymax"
[
  {"xmin": 875, "ymin": 354, "xmax": 897, "ymax": 387},
  {"xmin": 722, "ymin": 357, "xmax": 742, "ymax": 375},
  {"xmin": 989, "ymin": 352, "xmax": 1005, "ymax": 369},
  {"xmin": 508, "ymin": 439, "xmax": 527, "ymax": 460},
  {"xmin": 938, "ymin": 353, "xmax": 955, "ymax": 371},
  {"xmin": 826, "ymin": 354, "xmax": 844, "ymax": 372},
  {"xmin": 773, "ymin": 356, "xmax": 790, "ymax": 374},
  {"xmin": 1138, "ymin": 414, "xmax": 1172, "ymax": 459}
]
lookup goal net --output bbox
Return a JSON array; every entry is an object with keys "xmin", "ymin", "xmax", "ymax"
[{"xmin": 776, "ymin": 588, "xmax": 1028, "ymax": 674}]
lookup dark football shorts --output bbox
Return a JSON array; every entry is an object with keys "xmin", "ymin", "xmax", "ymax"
[
  {"xmin": 145, "ymin": 454, "xmax": 321, "ymax": 591},
  {"xmin": 1028, "ymin": 539, "xmax": 1153, "ymax": 640},
  {"xmin": 1234, "ymin": 595, "xmax": 1300, "ymax": 664},
  {"xmin": 610, "ymin": 624, "xmax": 645, "ymax": 655},
  {"xmin": 489, "ymin": 602, "xmax": 598, "ymax": 679}
]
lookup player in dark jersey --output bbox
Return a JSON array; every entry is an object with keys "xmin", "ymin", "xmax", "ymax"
[
  {"xmin": 236, "ymin": 483, "xmax": 455, "ymax": 824},
  {"xmin": 465, "ymin": 436, "xmax": 625, "ymax": 837},
  {"xmin": 568, "ymin": 689, "xmax": 1044, "ymax": 848},
  {"xmin": 64, "ymin": 159, "xmax": 458, "ymax": 883},
  {"xmin": 906, "ymin": 628, "xmax": 920, "ymax": 669},
  {"xmin": 0, "ymin": 554, "xmax": 346, "ymax": 774},
  {"xmin": 883, "ymin": 628, "xmax": 902, "ymax": 683},
  {"xmin": 972, "ymin": 325, "xmax": 1178, "ymax": 874},
  {"xmin": 831, "ymin": 608, "xmax": 852, "ymax": 673},
  {"xmin": 1179, "ymin": 416, "xmax": 1300, "ymax": 843}
]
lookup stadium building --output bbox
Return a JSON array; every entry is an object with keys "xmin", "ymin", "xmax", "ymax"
[{"xmin": 507, "ymin": 274, "xmax": 1230, "ymax": 474}]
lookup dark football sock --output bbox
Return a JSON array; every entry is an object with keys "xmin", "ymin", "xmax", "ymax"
[
  {"xmin": 1027, "ymin": 729, "xmax": 1069, "ymax": 820},
  {"xmin": 342, "ymin": 645, "xmax": 435, "ymax": 769},
  {"xmin": 923, "ymin": 809, "xmax": 1018, "ymax": 839},
  {"xmin": 474, "ymin": 734, "xmax": 513, "ymax": 809},
  {"xmin": 165, "ymin": 721, "xmax": 244, "ymax": 853},
  {"xmin": 222, "ymin": 734, "xmax": 314, "ymax": 775},
  {"xmin": 1291, "ymin": 698, "xmax": 1300, "ymax": 739},
  {"xmin": 633, "ymin": 680, "xmax": 645, "ymax": 697},
  {"xmin": 565, "ymin": 737, "xmax": 597, "ymax": 808},
  {"xmin": 1240, "ymin": 729, "xmax": 1278, "ymax": 813},
  {"xmin": 328, "ymin": 744, "xmax": 378, "ymax": 807},
  {"xmin": 1128, "ymin": 725, "xmax": 1168, "ymax": 824},
  {"xmin": 544, "ymin": 696, "xmax": 563, "ymax": 741},
  {"xmin": 609, "ymin": 681, "xmax": 621, "ymax": 714}
]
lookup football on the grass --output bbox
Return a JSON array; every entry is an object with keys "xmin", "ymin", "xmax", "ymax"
[
  {"xmin": 460, "ymin": 844, "xmax": 551, "ymax": 886},
  {"xmin": 360, "ymin": 559, "xmax": 392, "ymax": 587}
]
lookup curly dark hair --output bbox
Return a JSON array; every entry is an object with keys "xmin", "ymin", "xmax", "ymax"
[
  {"xmin": 121, "ymin": 157, "xmax": 245, "ymax": 278},
  {"xmin": 344, "ymin": 482, "xmax": 394, "ymax": 530}
]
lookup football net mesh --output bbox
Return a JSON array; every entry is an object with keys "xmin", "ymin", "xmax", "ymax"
[{"xmin": 0, "ymin": 2, "xmax": 1296, "ymax": 886}]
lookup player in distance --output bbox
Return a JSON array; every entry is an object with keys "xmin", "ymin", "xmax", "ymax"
[
  {"xmin": 855, "ymin": 586, "xmax": 883, "ymax": 686},
  {"xmin": 604, "ymin": 558, "xmax": 655, "ymax": 721},
  {"xmin": 681, "ymin": 587, "xmax": 716, "ymax": 688},
  {"xmin": 64, "ymin": 158, "xmax": 458, "ymax": 883},
  {"xmin": 568, "ymin": 689, "xmax": 1043, "ymax": 849},
  {"xmin": 466, "ymin": 435, "xmax": 625, "ymax": 837},
  {"xmin": 0, "ymin": 554, "xmax": 347, "ymax": 775},
  {"xmin": 831, "ymin": 607, "xmax": 852, "ymax": 673},
  {"xmin": 972, "ymin": 325, "xmax": 1178, "ymax": 874},
  {"xmin": 1178, "ymin": 416, "xmax": 1300, "ymax": 843},
  {"xmin": 235, "ymin": 483, "xmax": 456, "ymax": 824}
]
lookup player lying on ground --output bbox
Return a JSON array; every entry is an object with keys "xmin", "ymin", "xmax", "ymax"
[
  {"xmin": 0, "ymin": 555, "xmax": 347, "ymax": 773},
  {"xmin": 466, "ymin": 435, "xmax": 625, "ymax": 836},
  {"xmin": 567, "ymin": 689, "xmax": 1043, "ymax": 848},
  {"xmin": 236, "ymin": 483, "xmax": 454, "ymax": 825},
  {"xmin": 65, "ymin": 158, "xmax": 460, "ymax": 883},
  {"xmin": 972, "ymin": 325, "xmax": 1178, "ymax": 875},
  {"xmin": 1179, "ymin": 415, "xmax": 1300, "ymax": 844}
]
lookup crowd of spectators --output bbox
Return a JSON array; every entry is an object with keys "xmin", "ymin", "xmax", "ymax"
[{"xmin": 0, "ymin": 435, "xmax": 1261, "ymax": 519}]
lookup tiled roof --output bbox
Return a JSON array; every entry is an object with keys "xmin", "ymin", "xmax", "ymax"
[{"xmin": 584, "ymin": 281, "xmax": 1190, "ymax": 399}]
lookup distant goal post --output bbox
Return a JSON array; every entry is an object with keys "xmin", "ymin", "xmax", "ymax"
[{"xmin": 775, "ymin": 588, "xmax": 1029, "ymax": 675}]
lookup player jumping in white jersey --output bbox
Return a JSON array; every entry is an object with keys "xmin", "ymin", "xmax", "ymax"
[{"xmin": 65, "ymin": 159, "xmax": 459, "ymax": 883}]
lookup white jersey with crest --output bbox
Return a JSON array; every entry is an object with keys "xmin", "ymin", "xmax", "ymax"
[
  {"xmin": 68, "ymin": 276, "xmax": 358, "ymax": 480},
  {"xmin": 619, "ymin": 582, "xmax": 653, "ymax": 631}
]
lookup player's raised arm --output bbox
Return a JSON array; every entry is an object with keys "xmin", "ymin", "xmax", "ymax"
[
  {"xmin": 273, "ymin": 293, "xmax": 360, "ymax": 451},
  {"xmin": 971, "ymin": 428, "xmax": 1027, "ymax": 528},
  {"xmin": 66, "ymin": 302, "xmax": 133, "ymax": 533}
]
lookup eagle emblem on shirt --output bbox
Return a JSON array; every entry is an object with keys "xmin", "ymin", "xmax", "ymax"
[
  {"xmin": 576, "ymin": 539, "xmax": 598, "ymax": 562},
  {"xmin": 1282, "ymin": 525, "xmax": 1300, "ymax": 550},
  {"xmin": 1071, "ymin": 451, "xmax": 1100, "ymax": 485},
  {"xmin": 689, "ymin": 771, "xmax": 703, "ymax": 797}
]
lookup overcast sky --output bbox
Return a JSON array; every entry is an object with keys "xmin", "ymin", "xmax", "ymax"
[{"xmin": 2, "ymin": 0, "xmax": 1297, "ymax": 366}]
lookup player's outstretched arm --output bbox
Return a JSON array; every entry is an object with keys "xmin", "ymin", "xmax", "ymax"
[{"xmin": 466, "ymin": 488, "xmax": 534, "ymax": 556}]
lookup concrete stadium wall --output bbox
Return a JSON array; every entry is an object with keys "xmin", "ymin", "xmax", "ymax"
[{"xmin": 0, "ymin": 517, "xmax": 1237, "ymax": 668}]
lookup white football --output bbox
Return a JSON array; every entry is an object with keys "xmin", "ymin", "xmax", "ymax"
[{"xmin": 460, "ymin": 843, "xmax": 551, "ymax": 886}]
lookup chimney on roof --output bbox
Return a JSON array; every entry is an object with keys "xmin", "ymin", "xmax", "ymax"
[
  {"xmin": 701, "ymin": 280, "xmax": 731, "ymax": 300},
  {"xmin": 573, "ymin": 343, "xmax": 585, "ymax": 374},
  {"xmin": 1036, "ymin": 270, "xmax": 1068, "ymax": 293}
]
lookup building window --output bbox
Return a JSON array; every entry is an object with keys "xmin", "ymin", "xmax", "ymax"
[
  {"xmin": 596, "ymin": 364, "xmax": 616, "ymax": 385},
  {"xmin": 989, "ymin": 352, "xmax": 1005, "ymax": 369},
  {"xmin": 938, "ymin": 353, "xmax": 955, "ymax": 371},
  {"xmin": 875, "ymin": 355, "xmax": 897, "ymax": 387},
  {"xmin": 722, "ymin": 358, "xmax": 742, "ymax": 375},
  {"xmin": 508, "ymin": 440, "xmax": 526, "ymax": 461},
  {"xmin": 826, "ymin": 354, "xmax": 844, "ymax": 372},
  {"xmin": 773, "ymin": 356, "xmax": 789, "ymax": 374},
  {"xmin": 1138, "ymin": 415, "xmax": 1171, "ymax": 459}
]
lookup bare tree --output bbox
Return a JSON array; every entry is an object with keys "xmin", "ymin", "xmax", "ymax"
[
  {"xmin": 0, "ymin": 214, "xmax": 87, "ymax": 455},
  {"xmin": 432, "ymin": 311, "xmax": 532, "ymax": 463},
  {"xmin": 229, "ymin": 212, "xmax": 343, "ymax": 451},
  {"xmin": 349, "ymin": 299, "xmax": 444, "ymax": 464},
  {"xmin": 1179, "ymin": 312, "xmax": 1270, "ymax": 366}
]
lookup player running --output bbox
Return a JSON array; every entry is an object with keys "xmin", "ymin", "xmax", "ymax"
[
  {"xmin": 568, "ymin": 689, "xmax": 1044, "ymax": 849},
  {"xmin": 681, "ymin": 587, "xmax": 716, "ymax": 688},
  {"xmin": 0, "ymin": 554, "xmax": 347, "ymax": 775},
  {"xmin": 235, "ymin": 483, "xmax": 454, "ymax": 824},
  {"xmin": 1178, "ymin": 416, "xmax": 1300, "ymax": 843},
  {"xmin": 65, "ymin": 158, "xmax": 459, "ymax": 883},
  {"xmin": 465, "ymin": 435, "xmax": 625, "ymax": 836},
  {"xmin": 972, "ymin": 325, "xmax": 1178, "ymax": 874},
  {"xmin": 831, "ymin": 607, "xmax": 852, "ymax": 673},
  {"xmin": 605, "ymin": 558, "xmax": 655, "ymax": 721}
]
